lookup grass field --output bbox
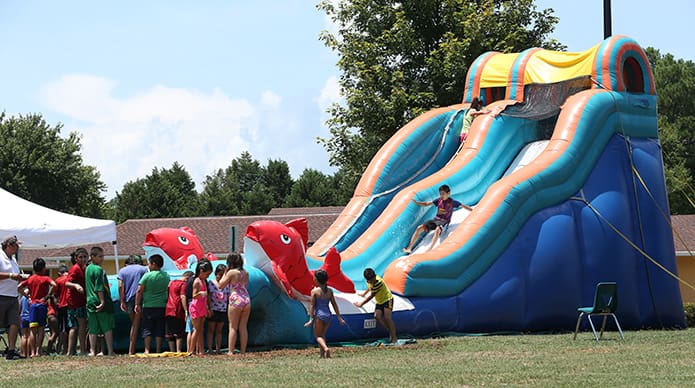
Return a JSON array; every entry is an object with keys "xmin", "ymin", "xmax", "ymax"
[{"xmin": 4, "ymin": 329, "xmax": 695, "ymax": 387}]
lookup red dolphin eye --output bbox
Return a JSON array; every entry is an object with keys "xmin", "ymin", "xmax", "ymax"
[
  {"xmin": 280, "ymin": 234, "xmax": 292, "ymax": 245},
  {"xmin": 178, "ymin": 236, "xmax": 190, "ymax": 245}
]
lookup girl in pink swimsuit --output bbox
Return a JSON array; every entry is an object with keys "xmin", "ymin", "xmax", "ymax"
[
  {"xmin": 218, "ymin": 252, "xmax": 251, "ymax": 355},
  {"xmin": 189, "ymin": 260, "xmax": 212, "ymax": 355}
]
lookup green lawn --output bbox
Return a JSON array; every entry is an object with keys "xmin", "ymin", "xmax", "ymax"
[{"xmin": 5, "ymin": 329, "xmax": 695, "ymax": 387}]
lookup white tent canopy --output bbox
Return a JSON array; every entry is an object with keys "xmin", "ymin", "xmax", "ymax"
[{"xmin": 0, "ymin": 188, "xmax": 117, "ymax": 249}]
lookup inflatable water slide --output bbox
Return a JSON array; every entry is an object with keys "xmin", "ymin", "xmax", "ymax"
[
  {"xmin": 111, "ymin": 36, "xmax": 684, "ymax": 350},
  {"xmin": 291, "ymin": 35, "xmax": 683, "ymax": 341}
]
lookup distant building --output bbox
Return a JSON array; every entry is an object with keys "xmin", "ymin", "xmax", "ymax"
[{"xmin": 673, "ymin": 215, "xmax": 695, "ymax": 303}]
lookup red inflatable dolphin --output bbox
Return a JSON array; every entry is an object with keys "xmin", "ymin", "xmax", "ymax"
[
  {"xmin": 244, "ymin": 218, "xmax": 354, "ymax": 297},
  {"xmin": 143, "ymin": 226, "xmax": 204, "ymax": 270}
]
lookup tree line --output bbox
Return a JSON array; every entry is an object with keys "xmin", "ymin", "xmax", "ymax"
[
  {"xmin": 1, "ymin": 1, "xmax": 693, "ymax": 222},
  {"xmin": 108, "ymin": 154, "xmax": 353, "ymax": 223}
]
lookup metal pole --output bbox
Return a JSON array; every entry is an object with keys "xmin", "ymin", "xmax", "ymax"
[
  {"xmin": 113, "ymin": 241, "xmax": 120, "ymax": 273},
  {"xmin": 603, "ymin": 0, "xmax": 612, "ymax": 38}
]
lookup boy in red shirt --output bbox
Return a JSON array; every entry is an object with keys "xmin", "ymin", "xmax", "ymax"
[
  {"xmin": 65, "ymin": 248, "xmax": 88, "ymax": 355},
  {"xmin": 165, "ymin": 270, "xmax": 193, "ymax": 352},
  {"xmin": 17, "ymin": 257, "xmax": 56, "ymax": 357}
]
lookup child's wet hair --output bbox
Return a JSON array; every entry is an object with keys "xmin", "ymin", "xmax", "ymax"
[
  {"xmin": 470, "ymin": 96, "xmax": 483, "ymax": 110},
  {"xmin": 90, "ymin": 246, "xmax": 104, "ymax": 257},
  {"xmin": 226, "ymin": 252, "xmax": 244, "ymax": 270},
  {"xmin": 314, "ymin": 269, "xmax": 328, "ymax": 285},
  {"xmin": 149, "ymin": 254, "xmax": 164, "ymax": 269},
  {"xmin": 215, "ymin": 264, "xmax": 227, "ymax": 276},
  {"xmin": 438, "ymin": 185, "xmax": 451, "ymax": 194},
  {"xmin": 33, "ymin": 257, "xmax": 46, "ymax": 273},
  {"xmin": 363, "ymin": 268, "xmax": 376, "ymax": 281},
  {"xmin": 195, "ymin": 259, "xmax": 213, "ymax": 277}
]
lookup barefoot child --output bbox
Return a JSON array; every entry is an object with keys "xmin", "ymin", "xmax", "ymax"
[
  {"xmin": 18, "ymin": 292, "xmax": 30, "ymax": 357},
  {"xmin": 354, "ymin": 268, "xmax": 397, "ymax": 343},
  {"xmin": 189, "ymin": 260, "xmax": 212, "ymax": 355},
  {"xmin": 218, "ymin": 253, "xmax": 251, "ymax": 355},
  {"xmin": 18, "ymin": 257, "xmax": 56, "ymax": 357},
  {"xmin": 165, "ymin": 271, "xmax": 193, "ymax": 353},
  {"xmin": 304, "ymin": 269, "xmax": 346, "ymax": 358},
  {"xmin": 402, "ymin": 184, "xmax": 470, "ymax": 254},
  {"xmin": 206, "ymin": 264, "xmax": 230, "ymax": 354},
  {"xmin": 85, "ymin": 247, "xmax": 115, "ymax": 356}
]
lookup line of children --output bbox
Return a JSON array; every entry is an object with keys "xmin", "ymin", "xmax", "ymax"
[{"xmin": 11, "ymin": 252, "xmax": 404, "ymax": 357}]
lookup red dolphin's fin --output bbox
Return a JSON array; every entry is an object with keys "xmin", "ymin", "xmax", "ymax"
[
  {"xmin": 286, "ymin": 218, "xmax": 308, "ymax": 251},
  {"xmin": 173, "ymin": 255, "xmax": 189, "ymax": 270},
  {"xmin": 271, "ymin": 260, "xmax": 294, "ymax": 298},
  {"xmin": 320, "ymin": 246, "xmax": 355, "ymax": 293}
]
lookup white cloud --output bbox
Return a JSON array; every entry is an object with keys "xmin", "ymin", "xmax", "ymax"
[
  {"xmin": 39, "ymin": 74, "xmax": 257, "ymax": 198},
  {"xmin": 321, "ymin": 0, "xmax": 341, "ymax": 37},
  {"xmin": 260, "ymin": 90, "xmax": 282, "ymax": 109},
  {"xmin": 317, "ymin": 75, "xmax": 341, "ymax": 111}
]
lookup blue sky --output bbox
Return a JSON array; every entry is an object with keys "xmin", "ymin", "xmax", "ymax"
[{"xmin": 1, "ymin": 1, "xmax": 692, "ymax": 200}]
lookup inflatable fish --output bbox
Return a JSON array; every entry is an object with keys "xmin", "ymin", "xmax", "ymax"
[
  {"xmin": 244, "ymin": 218, "xmax": 354, "ymax": 298},
  {"xmin": 143, "ymin": 227, "xmax": 204, "ymax": 271}
]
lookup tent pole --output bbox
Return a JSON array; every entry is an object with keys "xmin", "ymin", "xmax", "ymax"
[{"xmin": 113, "ymin": 241, "xmax": 120, "ymax": 273}]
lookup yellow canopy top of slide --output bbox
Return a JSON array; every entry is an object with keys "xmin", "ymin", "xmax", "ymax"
[{"xmin": 478, "ymin": 44, "xmax": 601, "ymax": 88}]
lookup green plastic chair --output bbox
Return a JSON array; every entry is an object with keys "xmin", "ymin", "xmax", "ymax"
[{"xmin": 573, "ymin": 282, "xmax": 625, "ymax": 341}]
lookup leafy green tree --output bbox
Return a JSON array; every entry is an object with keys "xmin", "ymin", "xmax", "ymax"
[
  {"xmin": 0, "ymin": 113, "xmax": 106, "ymax": 217},
  {"xmin": 285, "ymin": 168, "xmax": 341, "ymax": 207},
  {"xmin": 331, "ymin": 168, "xmax": 357, "ymax": 205},
  {"xmin": 263, "ymin": 159, "xmax": 294, "ymax": 206},
  {"xmin": 198, "ymin": 168, "xmax": 238, "ymax": 216},
  {"xmin": 112, "ymin": 162, "xmax": 198, "ymax": 222},
  {"xmin": 198, "ymin": 152, "xmax": 284, "ymax": 216},
  {"xmin": 317, "ymin": 0, "xmax": 563, "ymax": 181},
  {"xmin": 646, "ymin": 48, "xmax": 695, "ymax": 214}
]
